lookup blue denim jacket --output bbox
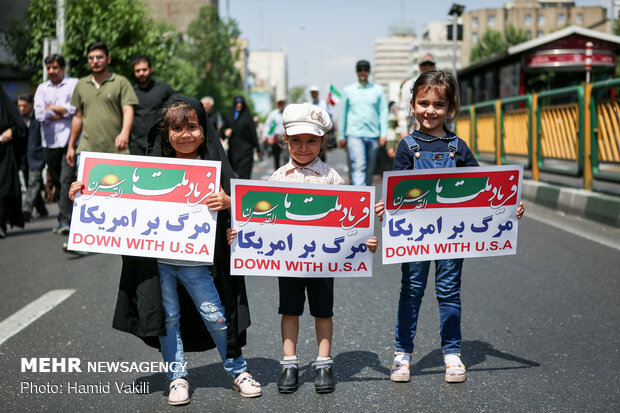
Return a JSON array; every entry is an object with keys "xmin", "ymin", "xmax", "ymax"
[{"xmin": 393, "ymin": 130, "xmax": 478, "ymax": 171}]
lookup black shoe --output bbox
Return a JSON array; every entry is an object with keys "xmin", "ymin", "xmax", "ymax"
[
  {"xmin": 22, "ymin": 210, "xmax": 31, "ymax": 222},
  {"xmin": 277, "ymin": 367, "xmax": 298, "ymax": 394},
  {"xmin": 314, "ymin": 367, "xmax": 334, "ymax": 394},
  {"xmin": 37, "ymin": 208, "xmax": 48, "ymax": 218}
]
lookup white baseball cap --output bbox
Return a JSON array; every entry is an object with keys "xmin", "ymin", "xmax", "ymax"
[
  {"xmin": 282, "ymin": 103, "xmax": 332, "ymax": 137},
  {"xmin": 309, "ymin": 85, "xmax": 319, "ymax": 92}
]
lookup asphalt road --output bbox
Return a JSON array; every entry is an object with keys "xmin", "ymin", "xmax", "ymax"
[{"xmin": 1, "ymin": 149, "xmax": 619, "ymax": 413}]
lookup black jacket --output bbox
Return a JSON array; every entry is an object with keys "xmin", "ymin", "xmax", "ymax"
[
  {"xmin": 26, "ymin": 112, "xmax": 44, "ymax": 171},
  {"xmin": 112, "ymin": 95, "xmax": 250, "ymax": 357}
]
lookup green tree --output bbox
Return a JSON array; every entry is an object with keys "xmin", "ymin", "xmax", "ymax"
[
  {"xmin": 1, "ymin": 0, "xmax": 198, "ymax": 95},
  {"xmin": 504, "ymin": 24, "xmax": 530, "ymax": 46},
  {"xmin": 470, "ymin": 29, "xmax": 507, "ymax": 63},
  {"xmin": 288, "ymin": 86, "xmax": 306, "ymax": 103},
  {"xmin": 469, "ymin": 25, "xmax": 530, "ymax": 64},
  {"xmin": 1, "ymin": 0, "xmax": 55, "ymax": 78},
  {"xmin": 185, "ymin": 5, "xmax": 243, "ymax": 113}
]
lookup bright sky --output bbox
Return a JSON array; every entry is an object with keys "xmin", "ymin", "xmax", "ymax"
[{"xmin": 223, "ymin": 0, "xmax": 609, "ymax": 96}]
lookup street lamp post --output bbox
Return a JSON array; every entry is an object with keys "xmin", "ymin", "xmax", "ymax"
[
  {"xmin": 585, "ymin": 41, "xmax": 593, "ymax": 83},
  {"xmin": 449, "ymin": 3, "xmax": 465, "ymax": 76}
]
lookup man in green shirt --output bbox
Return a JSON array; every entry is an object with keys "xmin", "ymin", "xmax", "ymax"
[{"xmin": 66, "ymin": 42, "xmax": 138, "ymax": 166}]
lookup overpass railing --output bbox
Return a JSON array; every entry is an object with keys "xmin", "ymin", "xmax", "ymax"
[{"xmin": 455, "ymin": 79, "xmax": 620, "ymax": 190}]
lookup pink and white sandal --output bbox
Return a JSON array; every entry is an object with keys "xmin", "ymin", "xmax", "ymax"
[
  {"xmin": 390, "ymin": 361, "xmax": 411, "ymax": 382},
  {"xmin": 444, "ymin": 354, "xmax": 466, "ymax": 383},
  {"xmin": 168, "ymin": 378, "xmax": 190, "ymax": 405},
  {"xmin": 233, "ymin": 371, "xmax": 262, "ymax": 398}
]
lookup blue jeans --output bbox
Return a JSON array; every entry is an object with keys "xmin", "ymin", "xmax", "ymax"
[
  {"xmin": 395, "ymin": 259, "xmax": 464, "ymax": 354},
  {"xmin": 347, "ymin": 136, "xmax": 379, "ymax": 186},
  {"xmin": 158, "ymin": 263, "xmax": 247, "ymax": 380}
]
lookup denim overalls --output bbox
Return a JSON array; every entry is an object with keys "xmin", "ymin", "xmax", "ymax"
[{"xmin": 394, "ymin": 134, "xmax": 463, "ymax": 355}]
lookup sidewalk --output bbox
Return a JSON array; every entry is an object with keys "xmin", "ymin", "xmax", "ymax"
[
  {"xmin": 261, "ymin": 148, "xmax": 620, "ymax": 228},
  {"xmin": 521, "ymin": 180, "xmax": 620, "ymax": 227}
]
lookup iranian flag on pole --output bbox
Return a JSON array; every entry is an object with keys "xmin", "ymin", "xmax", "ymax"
[{"xmin": 327, "ymin": 84, "xmax": 341, "ymax": 106}]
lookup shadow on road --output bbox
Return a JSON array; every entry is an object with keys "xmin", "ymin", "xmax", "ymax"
[
  {"xmin": 5, "ymin": 226, "xmax": 55, "ymax": 238},
  {"xmin": 413, "ymin": 340, "xmax": 540, "ymax": 376},
  {"xmin": 134, "ymin": 357, "xmax": 281, "ymax": 396},
  {"xmin": 132, "ymin": 341, "xmax": 539, "ymax": 395}
]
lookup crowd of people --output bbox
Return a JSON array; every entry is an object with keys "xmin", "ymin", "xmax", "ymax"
[{"xmin": 1, "ymin": 43, "xmax": 525, "ymax": 406}]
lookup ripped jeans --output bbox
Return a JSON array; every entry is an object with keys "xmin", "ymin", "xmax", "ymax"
[{"xmin": 158, "ymin": 263, "xmax": 247, "ymax": 380}]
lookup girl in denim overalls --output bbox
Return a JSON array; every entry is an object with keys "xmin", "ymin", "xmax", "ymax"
[{"xmin": 375, "ymin": 70, "xmax": 524, "ymax": 384}]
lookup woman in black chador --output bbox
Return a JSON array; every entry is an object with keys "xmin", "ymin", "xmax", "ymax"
[
  {"xmin": 222, "ymin": 96, "xmax": 260, "ymax": 179},
  {"xmin": 0, "ymin": 86, "xmax": 26, "ymax": 238}
]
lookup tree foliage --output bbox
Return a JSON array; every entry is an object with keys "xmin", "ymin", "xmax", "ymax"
[
  {"xmin": 288, "ymin": 86, "xmax": 306, "ymax": 103},
  {"xmin": 470, "ymin": 30, "xmax": 507, "ymax": 63},
  {"xmin": 3, "ymin": 1, "xmax": 174, "ymax": 83},
  {"xmin": 504, "ymin": 25, "xmax": 530, "ymax": 46},
  {"xmin": 470, "ymin": 25, "xmax": 530, "ymax": 64},
  {"xmin": 1, "ymin": 0, "xmax": 56, "ymax": 78},
  {"xmin": 185, "ymin": 5, "xmax": 243, "ymax": 113},
  {"xmin": 1, "ymin": 0, "xmax": 242, "ymax": 100}
]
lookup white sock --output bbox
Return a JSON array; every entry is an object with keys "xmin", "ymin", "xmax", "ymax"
[
  {"xmin": 315, "ymin": 356, "xmax": 331, "ymax": 369},
  {"xmin": 444, "ymin": 354, "xmax": 461, "ymax": 365},
  {"xmin": 282, "ymin": 355, "xmax": 298, "ymax": 368},
  {"xmin": 394, "ymin": 353, "xmax": 411, "ymax": 365}
]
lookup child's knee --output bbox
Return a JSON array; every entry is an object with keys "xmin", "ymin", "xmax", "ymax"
[{"xmin": 200, "ymin": 302, "xmax": 227, "ymax": 330}]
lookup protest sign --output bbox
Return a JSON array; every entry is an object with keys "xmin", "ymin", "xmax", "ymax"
[
  {"xmin": 67, "ymin": 152, "xmax": 221, "ymax": 263},
  {"xmin": 230, "ymin": 180, "xmax": 375, "ymax": 277},
  {"xmin": 382, "ymin": 165, "xmax": 523, "ymax": 264}
]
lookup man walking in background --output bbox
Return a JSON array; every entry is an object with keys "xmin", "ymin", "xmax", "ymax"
[
  {"xmin": 18, "ymin": 94, "xmax": 47, "ymax": 222},
  {"xmin": 308, "ymin": 86, "xmax": 330, "ymax": 114},
  {"xmin": 34, "ymin": 54, "xmax": 78, "ymax": 234},
  {"xmin": 263, "ymin": 98, "xmax": 286, "ymax": 170},
  {"xmin": 338, "ymin": 59, "xmax": 387, "ymax": 186},
  {"xmin": 66, "ymin": 41, "xmax": 138, "ymax": 166},
  {"xmin": 130, "ymin": 56, "xmax": 174, "ymax": 155},
  {"xmin": 398, "ymin": 54, "xmax": 437, "ymax": 137},
  {"xmin": 201, "ymin": 96, "xmax": 223, "ymax": 135}
]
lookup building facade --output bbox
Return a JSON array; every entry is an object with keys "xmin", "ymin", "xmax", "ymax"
[
  {"xmin": 373, "ymin": 23, "xmax": 417, "ymax": 99},
  {"xmin": 247, "ymin": 49, "xmax": 288, "ymax": 116},
  {"xmin": 461, "ymin": 0, "xmax": 610, "ymax": 67},
  {"xmin": 419, "ymin": 20, "xmax": 462, "ymax": 74},
  {"xmin": 145, "ymin": 0, "xmax": 218, "ymax": 33}
]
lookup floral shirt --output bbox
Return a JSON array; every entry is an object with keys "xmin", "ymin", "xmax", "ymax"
[{"xmin": 269, "ymin": 157, "xmax": 345, "ymax": 185}]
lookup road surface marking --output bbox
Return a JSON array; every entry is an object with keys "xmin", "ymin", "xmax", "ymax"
[
  {"xmin": 527, "ymin": 212, "xmax": 620, "ymax": 251},
  {"xmin": 0, "ymin": 289, "xmax": 76, "ymax": 346}
]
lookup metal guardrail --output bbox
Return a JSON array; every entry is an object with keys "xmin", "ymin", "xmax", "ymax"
[
  {"xmin": 456, "ymin": 79, "xmax": 620, "ymax": 190},
  {"xmin": 590, "ymin": 78, "xmax": 620, "ymax": 184}
]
